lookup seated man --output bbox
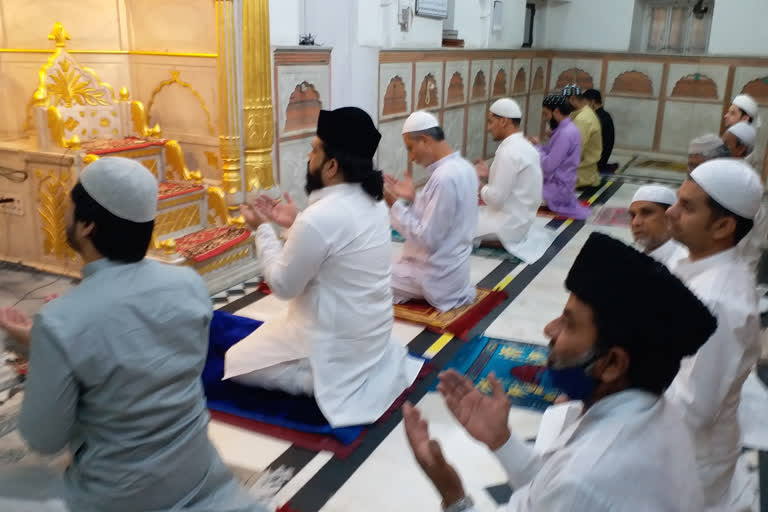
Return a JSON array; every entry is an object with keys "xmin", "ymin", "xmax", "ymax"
[
  {"xmin": 724, "ymin": 94, "xmax": 761, "ymax": 167},
  {"xmin": 530, "ymin": 94, "xmax": 591, "ymax": 220},
  {"xmin": 404, "ymin": 232, "xmax": 715, "ymax": 511},
  {"xmin": 474, "ymin": 98, "xmax": 545, "ymax": 263},
  {"xmin": 563, "ymin": 84, "xmax": 603, "ymax": 189},
  {"xmin": 687, "ymin": 133, "xmax": 731, "ymax": 172},
  {"xmin": 384, "ymin": 111, "xmax": 478, "ymax": 311},
  {"xmin": 583, "ymin": 89, "xmax": 616, "ymax": 173},
  {"xmin": 722, "ymin": 121, "xmax": 757, "ymax": 160},
  {"xmin": 629, "ymin": 184, "xmax": 686, "ymax": 267},
  {"xmin": 0, "ymin": 158, "xmax": 257, "ymax": 512},
  {"xmin": 226, "ymin": 107, "xmax": 424, "ymax": 428}
]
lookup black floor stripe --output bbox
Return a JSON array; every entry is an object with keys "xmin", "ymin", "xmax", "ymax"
[
  {"xmin": 284, "ymin": 180, "xmax": 626, "ymax": 511},
  {"xmin": 218, "ymin": 290, "xmax": 268, "ymax": 314}
]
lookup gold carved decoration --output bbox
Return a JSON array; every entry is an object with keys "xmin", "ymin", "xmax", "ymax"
[
  {"xmin": 64, "ymin": 117, "xmax": 79, "ymax": 131},
  {"xmin": 131, "ymin": 101, "xmax": 161, "ymax": 138},
  {"xmin": 36, "ymin": 168, "xmax": 75, "ymax": 260},
  {"xmin": 48, "ymin": 60, "xmax": 109, "ymax": 108},
  {"xmin": 147, "ymin": 71, "xmax": 215, "ymax": 135},
  {"xmin": 119, "ymin": 87, "xmax": 130, "ymax": 101},
  {"xmin": 83, "ymin": 154, "xmax": 100, "ymax": 165},
  {"xmin": 159, "ymin": 192, "xmax": 205, "ymax": 210},
  {"xmin": 140, "ymin": 158, "xmax": 160, "ymax": 179},
  {"xmin": 165, "ymin": 140, "xmax": 203, "ymax": 184},
  {"xmin": 100, "ymin": 117, "xmax": 111, "ymax": 127},
  {"xmin": 47, "ymin": 106, "xmax": 81, "ymax": 149},
  {"xmin": 152, "ymin": 204, "xmax": 202, "ymax": 248},
  {"xmin": 207, "ymin": 186, "xmax": 242, "ymax": 226},
  {"xmin": 196, "ymin": 244, "xmax": 252, "ymax": 275},
  {"xmin": 243, "ymin": 0, "xmax": 275, "ymax": 191}
]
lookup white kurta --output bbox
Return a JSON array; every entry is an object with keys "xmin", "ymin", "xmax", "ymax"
[
  {"xmin": 475, "ymin": 133, "xmax": 543, "ymax": 248},
  {"xmin": 648, "ymin": 238, "xmax": 687, "ymax": 268},
  {"xmin": 224, "ymin": 183, "xmax": 424, "ymax": 428},
  {"xmin": 391, "ymin": 152, "xmax": 478, "ymax": 312},
  {"xmin": 667, "ymin": 247, "xmax": 761, "ymax": 509},
  {"xmin": 737, "ymin": 200, "xmax": 768, "ymax": 272},
  {"xmin": 468, "ymin": 391, "xmax": 703, "ymax": 511}
]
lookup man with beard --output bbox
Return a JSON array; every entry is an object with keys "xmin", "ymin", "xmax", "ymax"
[
  {"xmin": 629, "ymin": 185, "xmax": 686, "ymax": 267},
  {"xmin": 530, "ymin": 95, "xmax": 591, "ymax": 220},
  {"xmin": 228, "ymin": 107, "xmax": 423, "ymax": 428},
  {"xmin": 383, "ymin": 111, "xmax": 478, "ymax": 311},
  {"xmin": 665, "ymin": 159, "xmax": 763, "ymax": 509},
  {"xmin": 723, "ymin": 94, "xmax": 762, "ymax": 168},
  {"xmin": 473, "ymin": 98, "xmax": 548, "ymax": 263},
  {"xmin": 0, "ymin": 158, "xmax": 258, "ymax": 512},
  {"xmin": 403, "ymin": 233, "xmax": 715, "ymax": 511}
]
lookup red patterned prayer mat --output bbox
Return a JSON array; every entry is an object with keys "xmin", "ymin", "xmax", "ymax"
[
  {"xmin": 82, "ymin": 136, "xmax": 167, "ymax": 156},
  {"xmin": 157, "ymin": 181, "xmax": 204, "ymax": 201},
  {"xmin": 393, "ymin": 288, "xmax": 508, "ymax": 340},
  {"xmin": 537, "ymin": 200, "xmax": 591, "ymax": 220},
  {"xmin": 209, "ymin": 364, "xmax": 432, "ymax": 459},
  {"xmin": 175, "ymin": 227, "xmax": 251, "ymax": 263},
  {"xmin": 589, "ymin": 205, "xmax": 631, "ymax": 228}
]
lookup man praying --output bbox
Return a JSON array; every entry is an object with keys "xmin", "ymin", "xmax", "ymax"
[
  {"xmin": 688, "ymin": 133, "xmax": 731, "ymax": 172},
  {"xmin": 629, "ymin": 185, "xmax": 686, "ymax": 267},
  {"xmin": 384, "ymin": 111, "xmax": 478, "ymax": 311},
  {"xmin": 722, "ymin": 121, "xmax": 757, "ymax": 160},
  {"xmin": 563, "ymin": 84, "xmax": 603, "ymax": 189},
  {"xmin": 227, "ymin": 107, "xmax": 424, "ymax": 428},
  {"xmin": 474, "ymin": 98, "xmax": 545, "ymax": 263},
  {"xmin": 724, "ymin": 94, "xmax": 761, "ymax": 167},
  {"xmin": 583, "ymin": 89, "xmax": 615, "ymax": 173},
  {"xmin": 404, "ymin": 232, "xmax": 715, "ymax": 511}
]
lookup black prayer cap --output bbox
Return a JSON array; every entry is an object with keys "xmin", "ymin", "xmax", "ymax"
[
  {"xmin": 565, "ymin": 233, "xmax": 717, "ymax": 393},
  {"xmin": 316, "ymin": 107, "xmax": 381, "ymax": 160},
  {"xmin": 543, "ymin": 94, "xmax": 569, "ymax": 109},
  {"xmin": 561, "ymin": 83, "xmax": 582, "ymax": 97}
]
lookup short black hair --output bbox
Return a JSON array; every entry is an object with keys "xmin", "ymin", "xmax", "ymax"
[
  {"xmin": 707, "ymin": 195, "xmax": 754, "ymax": 244},
  {"xmin": 738, "ymin": 108, "xmax": 755, "ymax": 124},
  {"xmin": 582, "ymin": 89, "xmax": 602, "ymax": 104},
  {"xmin": 555, "ymin": 102, "xmax": 574, "ymax": 117},
  {"xmin": 321, "ymin": 141, "xmax": 384, "ymax": 200},
  {"xmin": 406, "ymin": 126, "xmax": 445, "ymax": 141},
  {"xmin": 70, "ymin": 183, "xmax": 154, "ymax": 262}
]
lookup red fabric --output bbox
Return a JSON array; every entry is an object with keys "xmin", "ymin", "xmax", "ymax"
[
  {"xmin": 209, "ymin": 364, "xmax": 433, "ymax": 459},
  {"xmin": 510, "ymin": 364, "xmax": 546, "ymax": 384},
  {"xmin": 439, "ymin": 290, "xmax": 507, "ymax": 340},
  {"xmin": 537, "ymin": 200, "xmax": 591, "ymax": 220},
  {"xmin": 82, "ymin": 136, "xmax": 167, "ymax": 156},
  {"xmin": 157, "ymin": 181, "xmax": 204, "ymax": 200},
  {"xmin": 175, "ymin": 227, "xmax": 251, "ymax": 263}
]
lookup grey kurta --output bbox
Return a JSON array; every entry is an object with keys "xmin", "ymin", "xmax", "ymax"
[{"xmin": 15, "ymin": 259, "xmax": 258, "ymax": 512}]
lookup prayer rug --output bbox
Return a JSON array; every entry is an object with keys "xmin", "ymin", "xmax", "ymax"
[
  {"xmin": 203, "ymin": 311, "xmax": 432, "ymax": 459},
  {"xmin": 536, "ymin": 200, "xmax": 591, "ymax": 220},
  {"xmin": 589, "ymin": 205, "xmax": 631, "ymax": 228},
  {"xmin": 632, "ymin": 158, "xmax": 688, "ymax": 173},
  {"xmin": 391, "ymin": 230, "xmax": 523, "ymax": 262},
  {"xmin": 157, "ymin": 181, "xmax": 204, "ymax": 200},
  {"xmin": 175, "ymin": 227, "xmax": 251, "ymax": 262},
  {"xmin": 81, "ymin": 136, "xmax": 167, "ymax": 155},
  {"xmin": 435, "ymin": 335, "xmax": 559, "ymax": 412},
  {"xmin": 393, "ymin": 288, "xmax": 508, "ymax": 340}
]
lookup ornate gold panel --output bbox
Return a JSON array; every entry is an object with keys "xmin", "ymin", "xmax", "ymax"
[
  {"xmin": 196, "ymin": 245, "xmax": 252, "ymax": 275},
  {"xmin": 36, "ymin": 169, "xmax": 75, "ymax": 260},
  {"xmin": 140, "ymin": 158, "xmax": 160, "ymax": 179},
  {"xmin": 152, "ymin": 204, "xmax": 202, "ymax": 247}
]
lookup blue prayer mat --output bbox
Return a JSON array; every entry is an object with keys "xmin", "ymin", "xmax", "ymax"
[{"xmin": 435, "ymin": 335, "xmax": 559, "ymax": 412}]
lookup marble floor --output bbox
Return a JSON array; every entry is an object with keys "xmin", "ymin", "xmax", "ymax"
[{"xmin": 0, "ymin": 163, "xmax": 766, "ymax": 511}]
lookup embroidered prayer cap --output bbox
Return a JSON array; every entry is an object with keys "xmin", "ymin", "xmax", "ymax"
[
  {"xmin": 631, "ymin": 185, "xmax": 677, "ymax": 207},
  {"xmin": 543, "ymin": 94, "xmax": 569, "ymax": 109},
  {"xmin": 561, "ymin": 84, "xmax": 582, "ymax": 97},
  {"xmin": 490, "ymin": 98, "xmax": 522, "ymax": 119},
  {"xmin": 726, "ymin": 121, "xmax": 757, "ymax": 150},
  {"xmin": 79, "ymin": 157, "xmax": 158, "ymax": 223},
  {"xmin": 690, "ymin": 158, "xmax": 763, "ymax": 219},
  {"xmin": 565, "ymin": 232, "xmax": 717, "ymax": 368},
  {"xmin": 402, "ymin": 111, "xmax": 440, "ymax": 135},
  {"xmin": 688, "ymin": 133, "xmax": 725, "ymax": 155},
  {"xmin": 732, "ymin": 94, "xmax": 762, "ymax": 128},
  {"xmin": 317, "ymin": 107, "xmax": 381, "ymax": 159}
]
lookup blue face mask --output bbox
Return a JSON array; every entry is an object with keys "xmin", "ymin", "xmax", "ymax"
[{"xmin": 546, "ymin": 350, "xmax": 602, "ymax": 402}]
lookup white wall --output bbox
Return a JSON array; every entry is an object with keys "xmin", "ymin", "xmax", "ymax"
[
  {"xmin": 269, "ymin": 0, "xmax": 301, "ymax": 47},
  {"xmin": 380, "ymin": 0, "xmax": 444, "ymax": 48},
  {"xmin": 490, "ymin": 0, "xmax": 527, "ymax": 48},
  {"xmin": 539, "ymin": 0, "xmax": 636, "ymax": 51},
  {"xmin": 709, "ymin": 0, "xmax": 768, "ymax": 56}
]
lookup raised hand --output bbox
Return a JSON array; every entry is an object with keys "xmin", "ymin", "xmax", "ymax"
[
  {"xmin": 0, "ymin": 307, "xmax": 33, "ymax": 346},
  {"xmin": 383, "ymin": 168, "xmax": 416, "ymax": 203},
  {"xmin": 253, "ymin": 192, "xmax": 298, "ymax": 229},
  {"xmin": 527, "ymin": 135, "xmax": 540, "ymax": 146},
  {"xmin": 239, "ymin": 202, "xmax": 269, "ymax": 230},
  {"xmin": 437, "ymin": 370, "xmax": 511, "ymax": 451},
  {"xmin": 403, "ymin": 402, "xmax": 466, "ymax": 507}
]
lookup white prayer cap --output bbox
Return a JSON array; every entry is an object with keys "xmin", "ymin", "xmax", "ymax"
[
  {"xmin": 726, "ymin": 121, "xmax": 757, "ymax": 150},
  {"xmin": 690, "ymin": 158, "xmax": 763, "ymax": 219},
  {"xmin": 632, "ymin": 185, "xmax": 677, "ymax": 206},
  {"xmin": 733, "ymin": 94, "xmax": 759, "ymax": 119},
  {"xmin": 402, "ymin": 111, "xmax": 439, "ymax": 135},
  {"xmin": 688, "ymin": 133, "xmax": 724, "ymax": 155},
  {"xmin": 79, "ymin": 157, "xmax": 158, "ymax": 223},
  {"xmin": 490, "ymin": 98, "xmax": 522, "ymax": 119}
]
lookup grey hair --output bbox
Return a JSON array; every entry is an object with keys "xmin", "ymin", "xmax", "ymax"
[{"xmin": 702, "ymin": 144, "xmax": 732, "ymax": 160}]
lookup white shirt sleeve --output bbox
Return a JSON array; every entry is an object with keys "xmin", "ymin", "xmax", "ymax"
[
  {"xmin": 389, "ymin": 181, "xmax": 459, "ymax": 253},
  {"xmin": 493, "ymin": 433, "xmax": 546, "ymax": 491},
  {"xmin": 255, "ymin": 219, "xmax": 330, "ymax": 299},
  {"xmin": 480, "ymin": 155, "xmax": 519, "ymax": 210}
]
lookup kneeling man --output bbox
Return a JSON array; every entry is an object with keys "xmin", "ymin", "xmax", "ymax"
[
  {"xmin": 227, "ymin": 107, "xmax": 424, "ymax": 428},
  {"xmin": 629, "ymin": 184, "xmax": 686, "ymax": 267}
]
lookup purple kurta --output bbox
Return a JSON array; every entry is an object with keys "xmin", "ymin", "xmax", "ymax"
[{"xmin": 536, "ymin": 117, "xmax": 592, "ymax": 220}]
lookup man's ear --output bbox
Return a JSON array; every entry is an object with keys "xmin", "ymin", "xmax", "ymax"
[{"xmin": 596, "ymin": 346, "xmax": 630, "ymax": 385}]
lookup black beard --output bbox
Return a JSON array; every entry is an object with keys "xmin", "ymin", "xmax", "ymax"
[
  {"xmin": 549, "ymin": 118, "xmax": 559, "ymax": 131},
  {"xmin": 305, "ymin": 162, "xmax": 324, "ymax": 196}
]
